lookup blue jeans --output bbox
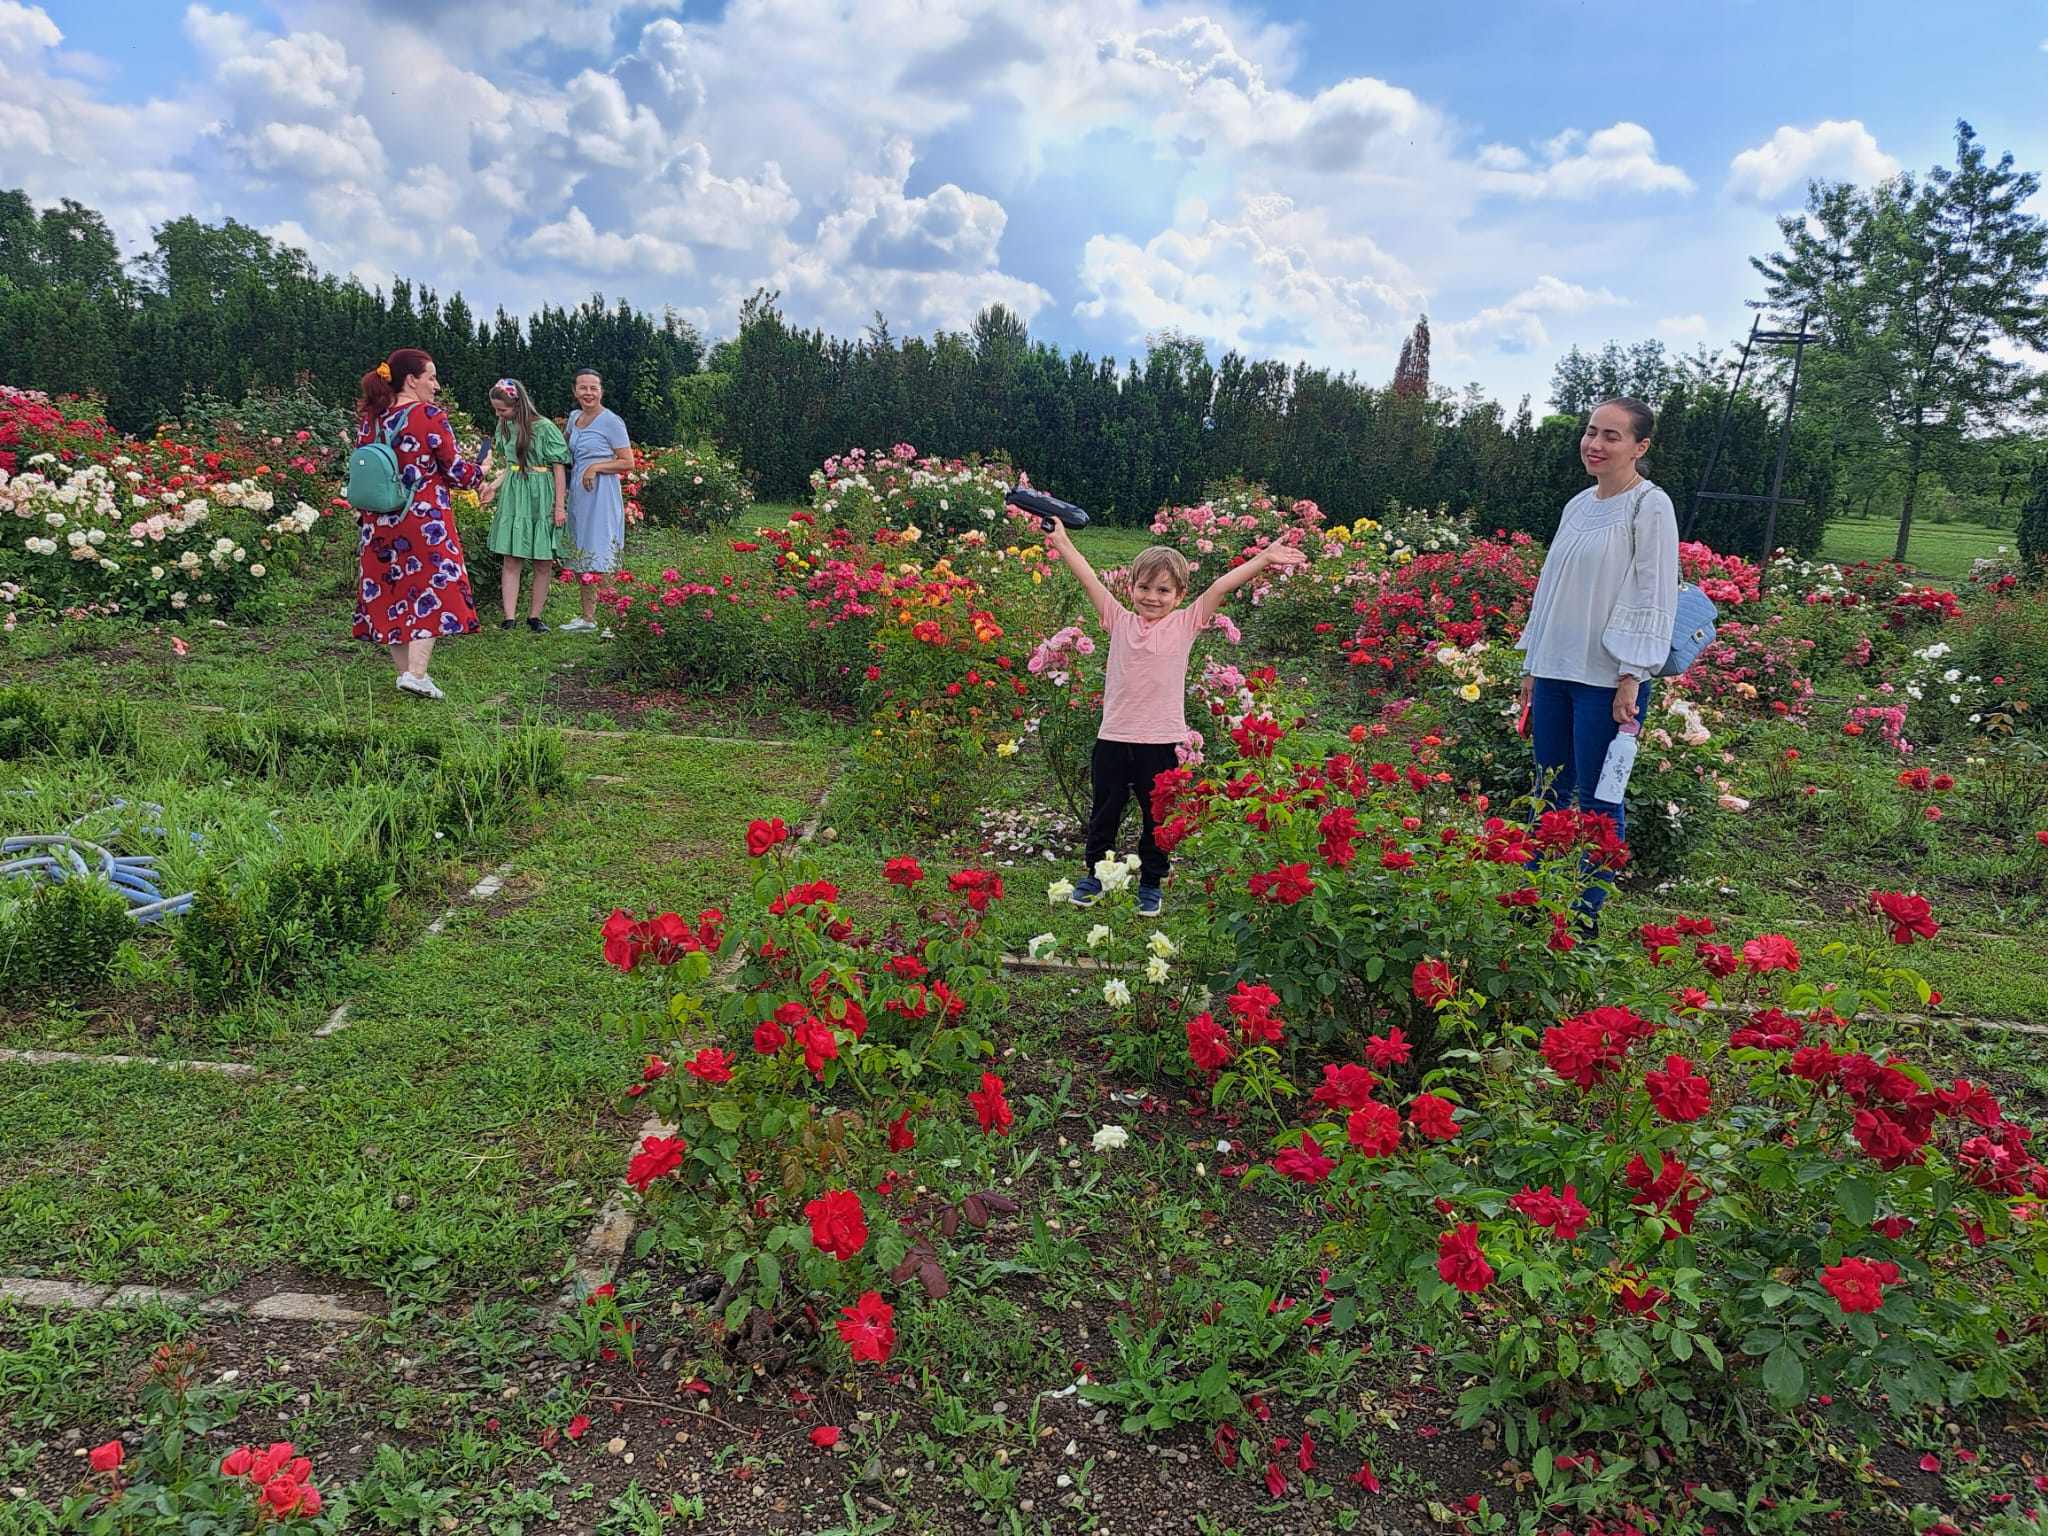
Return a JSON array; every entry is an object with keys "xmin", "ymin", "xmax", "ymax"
[{"xmin": 1528, "ymin": 676, "xmax": 1651, "ymax": 924}]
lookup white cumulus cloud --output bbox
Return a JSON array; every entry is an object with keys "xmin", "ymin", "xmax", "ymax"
[
  {"xmin": 1726, "ymin": 120, "xmax": 1900, "ymax": 205},
  {"xmin": 1482, "ymin": 122, "xmax": 1694, "ymax": 200},
  {"xmin": 1441, "ymin": 275, "xmax": 1627, "ymax": 357},
  {"xmin": 1076, "ymin": 196, "xmax": 1422, "ymax": 359}
]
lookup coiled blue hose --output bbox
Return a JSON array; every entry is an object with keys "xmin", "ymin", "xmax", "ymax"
[{"xmin": 0, "ymin": 833, "xmax": 195, "ymax": 923}]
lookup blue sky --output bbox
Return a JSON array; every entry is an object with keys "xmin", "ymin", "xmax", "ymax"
[{"xmin": 6, "ymin": 0, "xmax": 2045, "ymax": 407}]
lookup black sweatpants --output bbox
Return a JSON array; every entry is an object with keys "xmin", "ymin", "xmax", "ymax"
[{"xmin": 1084, "ymin": 738, "xmax": 1180, "ymax": 887}]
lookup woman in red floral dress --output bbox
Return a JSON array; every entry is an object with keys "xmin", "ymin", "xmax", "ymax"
[{"xmin": 354, "ymin": 348, "xmax": 491, "ymax": 699}]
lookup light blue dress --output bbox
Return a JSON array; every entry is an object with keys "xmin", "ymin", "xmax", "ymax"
[{"xmin": 564, "ymin": 407, "xmax": 631, "ymax": 573}]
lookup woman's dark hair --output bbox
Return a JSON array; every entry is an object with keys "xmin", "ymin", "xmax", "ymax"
[
  {"xmin": 358, "ymin": 348, "xmax": 434, "ymax": 421},
  {"xmin": 573, "ymin": 367, "xmax": 602, "ymax": 383},
  {"xmin": 1595, "ymin": 397, "xmax": 1655, "ymax": 441}
]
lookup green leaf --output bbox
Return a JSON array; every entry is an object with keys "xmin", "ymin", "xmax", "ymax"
[
  {"xmin": 1760, "ymin": 1282, "xmax": 1796, "ymax": 1308},
  {"xmin": 1835, "ymin": 1177, "xmax": 1876, "ymax": 1228},
  {"xmin": 756, "ymin": 1251, "xmax": 781, "ymax": 1299},
  {"xmin": 1760, "ymin": 1345, "xmax": 1806, "ymax": 1407},
  {"xmin": 707, "ymin": 1100, "xmax": 746, "ymax": 1131},
  {"xmin": 1196, "ymin": 1360, "xmax": 1231, "ymax": 1399}
]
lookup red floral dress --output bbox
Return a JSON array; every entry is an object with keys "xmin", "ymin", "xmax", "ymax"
[{"xmin": 354, "ymin": 402, "xmax": 486, "ymax": 644}]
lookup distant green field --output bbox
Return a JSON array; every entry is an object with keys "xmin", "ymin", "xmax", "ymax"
[{"xmin": 1820, "ymin": 515, "xmax": 2010, "ymax": 582}]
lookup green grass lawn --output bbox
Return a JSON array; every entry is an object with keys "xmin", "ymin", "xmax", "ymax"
[{"xmin": 1820, "ymin": 515, "xmax": 2011, "ymax": 581}]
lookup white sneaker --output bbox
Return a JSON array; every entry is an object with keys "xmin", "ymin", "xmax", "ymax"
[
  {"xmin": 560, "ymin": 617, "xmax": 597, "ymax": 633},
  {"xmin": 396, "ymin": 672, "xmax": 445, "ymax": 700}
]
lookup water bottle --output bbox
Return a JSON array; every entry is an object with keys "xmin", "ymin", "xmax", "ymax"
[{"xmin": 1594, "ymin": 718, "xmax": 1640, "ymax": 803}]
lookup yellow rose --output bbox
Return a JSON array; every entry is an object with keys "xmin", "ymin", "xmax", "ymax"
[{"xmin": 1459, "ymin": 683, "xmax": 1482, "ymax": 703}]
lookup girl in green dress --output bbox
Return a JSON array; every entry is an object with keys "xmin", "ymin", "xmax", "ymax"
[{"xmin": 481, "ymin": 378, "xmax": 570, "ymax": 631}]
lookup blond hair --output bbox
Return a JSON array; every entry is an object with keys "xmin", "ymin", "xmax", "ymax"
[{"xmin": 1129, "ymin": 545, "xmax": 1191, "ymax": 594}]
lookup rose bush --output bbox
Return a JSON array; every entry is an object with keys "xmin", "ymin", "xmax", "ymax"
[
  {"xmin": 1149, "ymin": 674, "xmax": 1617, "ymax": 1068},
  {"xmin": 615, "ymin": 825, "xmax": 1024, "ymax": 1374},
  {"xmin": 633, "ymin": 442, "xmax": 752, "ymax": 531},
  {"xmin": 1273, "ymin": 901, "xmax": 2046, "ymax": 1459},
  {"xmin": 0, "ymin": 386, "xmax": 324, "ymax": 621}
]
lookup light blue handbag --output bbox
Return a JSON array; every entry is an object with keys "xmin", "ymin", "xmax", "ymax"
[{"xmin": 1627, "ymin": 481, "xmax": 1718, "ymax": 678}]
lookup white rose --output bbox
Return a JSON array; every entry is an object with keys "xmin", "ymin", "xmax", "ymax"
[
  {"xmin": 1147, "ymin": 932, "xmax": 1177, "ymax": 959},
  {"xmin": 1103, "ymin": 978, "xmax": 1131, "ymax": 1006},
  {"xmin": 1144, "ymin": 955, "xmax": 1171, "ymax": 984},
  {"xmin": 1027, "ymin": 933, "xmax": 1058, "ymax": 959},
  {"xmin": 249, "ymin": 563, "xmax": 266, "ymax": 578},
  {"xmin": 1091, "ymin": 1125, "xmax": 1129, "ymax": 1153},
  {"xmin": 1047, "ymin": 878, "xmax": 1076, "ymax": 905},
  {"xmin": 1086, "ymin": 924, "xmax": 1111, "ymax": 949}
]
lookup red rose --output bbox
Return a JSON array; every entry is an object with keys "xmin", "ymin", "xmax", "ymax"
[
  {"xmin": 1246, "ymin": 862, "xmax": 1314, "ymax": 904},
  {"xmin": 1310, "ymin": 1063, "xmax": 1377, "ymax": 1111},
  {"xmin": 1410, "ymin": 958, "xmax": 1455, "ymax": 1007},
  {"xmin": 836, "ymin": 1290, "xmax": 896, "ymax": 1364},
  {"xmin": 685, "ymin": 1047, "xmax": 734, "ymax": 1085},
  {"xmin": 745, "ymin": 817, "xmax": 790, "ymax": 857},
  {"xmin": 626, "ymin": 1133, "xmax": 686, "ymax": 1192},
  {"xmin": 1345, "ymin": 1102, "xmax": 1401, "ymax": 1157},
  {"xmin": 1407, "ymin": 1093, "xmax": 1460, "ymax": 1142},
  {"xmin": 1363, "ymin": 1027, "xmax": 1411, "ymax": 1067},
  {"xmin": 1186, "ymin": 1012, "xmax": 1234, "ymax": 1071},
  {"xmin": 805, "ymin": 1189, "xmax": 868, "ymax": 1260},
  {"xmin": 753, "ymin": 1018, "xmax": 787, "ymax": 1055},
  {"xmin": 1643, "ymin": 1054, "xmax": 1711, "ymax": 1122},
  {"xmin": 887, "ymin": 1109, "xmax": 918, "ymax": 1152},
  {"xmin": 88, "ymin": 1441, "xmax": 124, "ymax": 1473},
  {"xmin": 1435, "ymin": 1223, "xmax": 1494, "ymax": 1293},
  {"xmin": 1871, "ymin": 890, "xmax": 1938, "ymax": 945},
  {"xmin": 969, "ymin": 1072, "xmax": 1014, "ymax": 1136},
  {"xmin": 1741, "ymin": 934, "xmax": 1801, "ymax": 973},
  {"xmin": 1820, "ymin": 1255, "xmax": 1897, "ymax": 1314},
  {"xmin": 1273, "ymin": 1132, "xmax": 1334, "ymax": 1183},
  {"xmin": 884, "ymin": 855, "xmax": 925, "ymax": 886},
  {"xmin": 1510, "ymin": 1182, "xmax": 1589, "ymax": 1241},
  {"xmin": 1696, "ymin": 942, "xmax": 1740, "ymax": 978}
]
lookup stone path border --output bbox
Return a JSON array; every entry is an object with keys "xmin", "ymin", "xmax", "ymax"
[
  {"xmin": 562, "ymin": 728, "xmax": 801, "ymax": 748},
  {"xmin": 0, "ymin": 1275, "xmax": 378, "ymax": 1325},
  {"xmin": 0, "ymin": 1048, "xmax": 258, "ymax": 1076}
]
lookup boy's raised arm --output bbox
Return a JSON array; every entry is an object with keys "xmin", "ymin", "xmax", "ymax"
[
  {"xmin": 1194, "ymin": 540, "xmax": 1309, "ymax": 623},
  {"xmin": 1044, "ymin": 520, "xmax": 1119, "ymax": 626}
]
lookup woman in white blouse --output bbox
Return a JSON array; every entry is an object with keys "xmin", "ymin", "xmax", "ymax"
[{"xmin": 1515, "ymin": 398, "xmax": 1679, "ymax": 929}]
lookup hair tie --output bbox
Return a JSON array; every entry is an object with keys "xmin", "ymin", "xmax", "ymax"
[
  {"xmin": 375, "ymin": 362, "xmax": 392, "ymax": 381},
  {"xmin": 494, "ymin": 378, "xmax": 519, "ymax": 395}
]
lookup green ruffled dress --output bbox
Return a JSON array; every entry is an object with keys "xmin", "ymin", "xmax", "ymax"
[{"xmin": 486, "ymin": 418, "xmax": 571, "ymax": 560}]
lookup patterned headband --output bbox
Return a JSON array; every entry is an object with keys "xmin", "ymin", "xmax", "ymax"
[{"xmin": 493, "ymin": 378, "xmax": 521, "ymax": 395}]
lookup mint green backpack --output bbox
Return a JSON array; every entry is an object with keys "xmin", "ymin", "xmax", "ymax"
[{"xmin": 345, "ymin": 411, "xmax": 409, "ymax": 514}]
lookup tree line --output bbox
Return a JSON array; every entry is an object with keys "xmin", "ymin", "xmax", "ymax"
[
  {"xmin": 0, "ymin": 185, "xmax": 1864, "ymax": 555},
  {"xmin": 0, "ymin": 193, "xmax": 706, "ymax": 447}
]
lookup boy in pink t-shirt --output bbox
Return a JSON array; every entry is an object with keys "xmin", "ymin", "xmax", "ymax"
[{"xmin": 1045, "ymin": 522, "xmax": 1307, "ymax": 916}]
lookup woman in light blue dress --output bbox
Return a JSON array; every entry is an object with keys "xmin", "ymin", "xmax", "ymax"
[{"xmin": 560, "ymin": 368, "xmax": 634, "ymax": 632}]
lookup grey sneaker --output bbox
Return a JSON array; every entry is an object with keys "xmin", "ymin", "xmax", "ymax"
[
  {"xmin": 560, "ymin": 617, "xmax": 597, "ymax": 633},
  {"xmin": 1068, "ymin": 876, "xmax": 1103, "ymax": 909},
  {"xmin": 395, "ymin": 672, "xmax": 445, "ymax": 700},
  {"xmin": 1136, "ymin": 885, "xmax": 1164, "ymax": 918}
]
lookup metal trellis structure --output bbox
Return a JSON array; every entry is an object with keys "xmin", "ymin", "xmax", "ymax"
[{"xmin": 1683, "ymin": 313, "xmax": 1823, "ymax": 590}]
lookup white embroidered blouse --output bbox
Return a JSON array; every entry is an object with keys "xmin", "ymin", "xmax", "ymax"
[{"xmin": 1516, "ymin": 479, "xmax": 1680, "ymax": 687}]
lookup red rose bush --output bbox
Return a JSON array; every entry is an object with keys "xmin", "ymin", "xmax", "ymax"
[{"xmin": 609, "ymin": 821, "xmax": 1023, "ymax": 1367}]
